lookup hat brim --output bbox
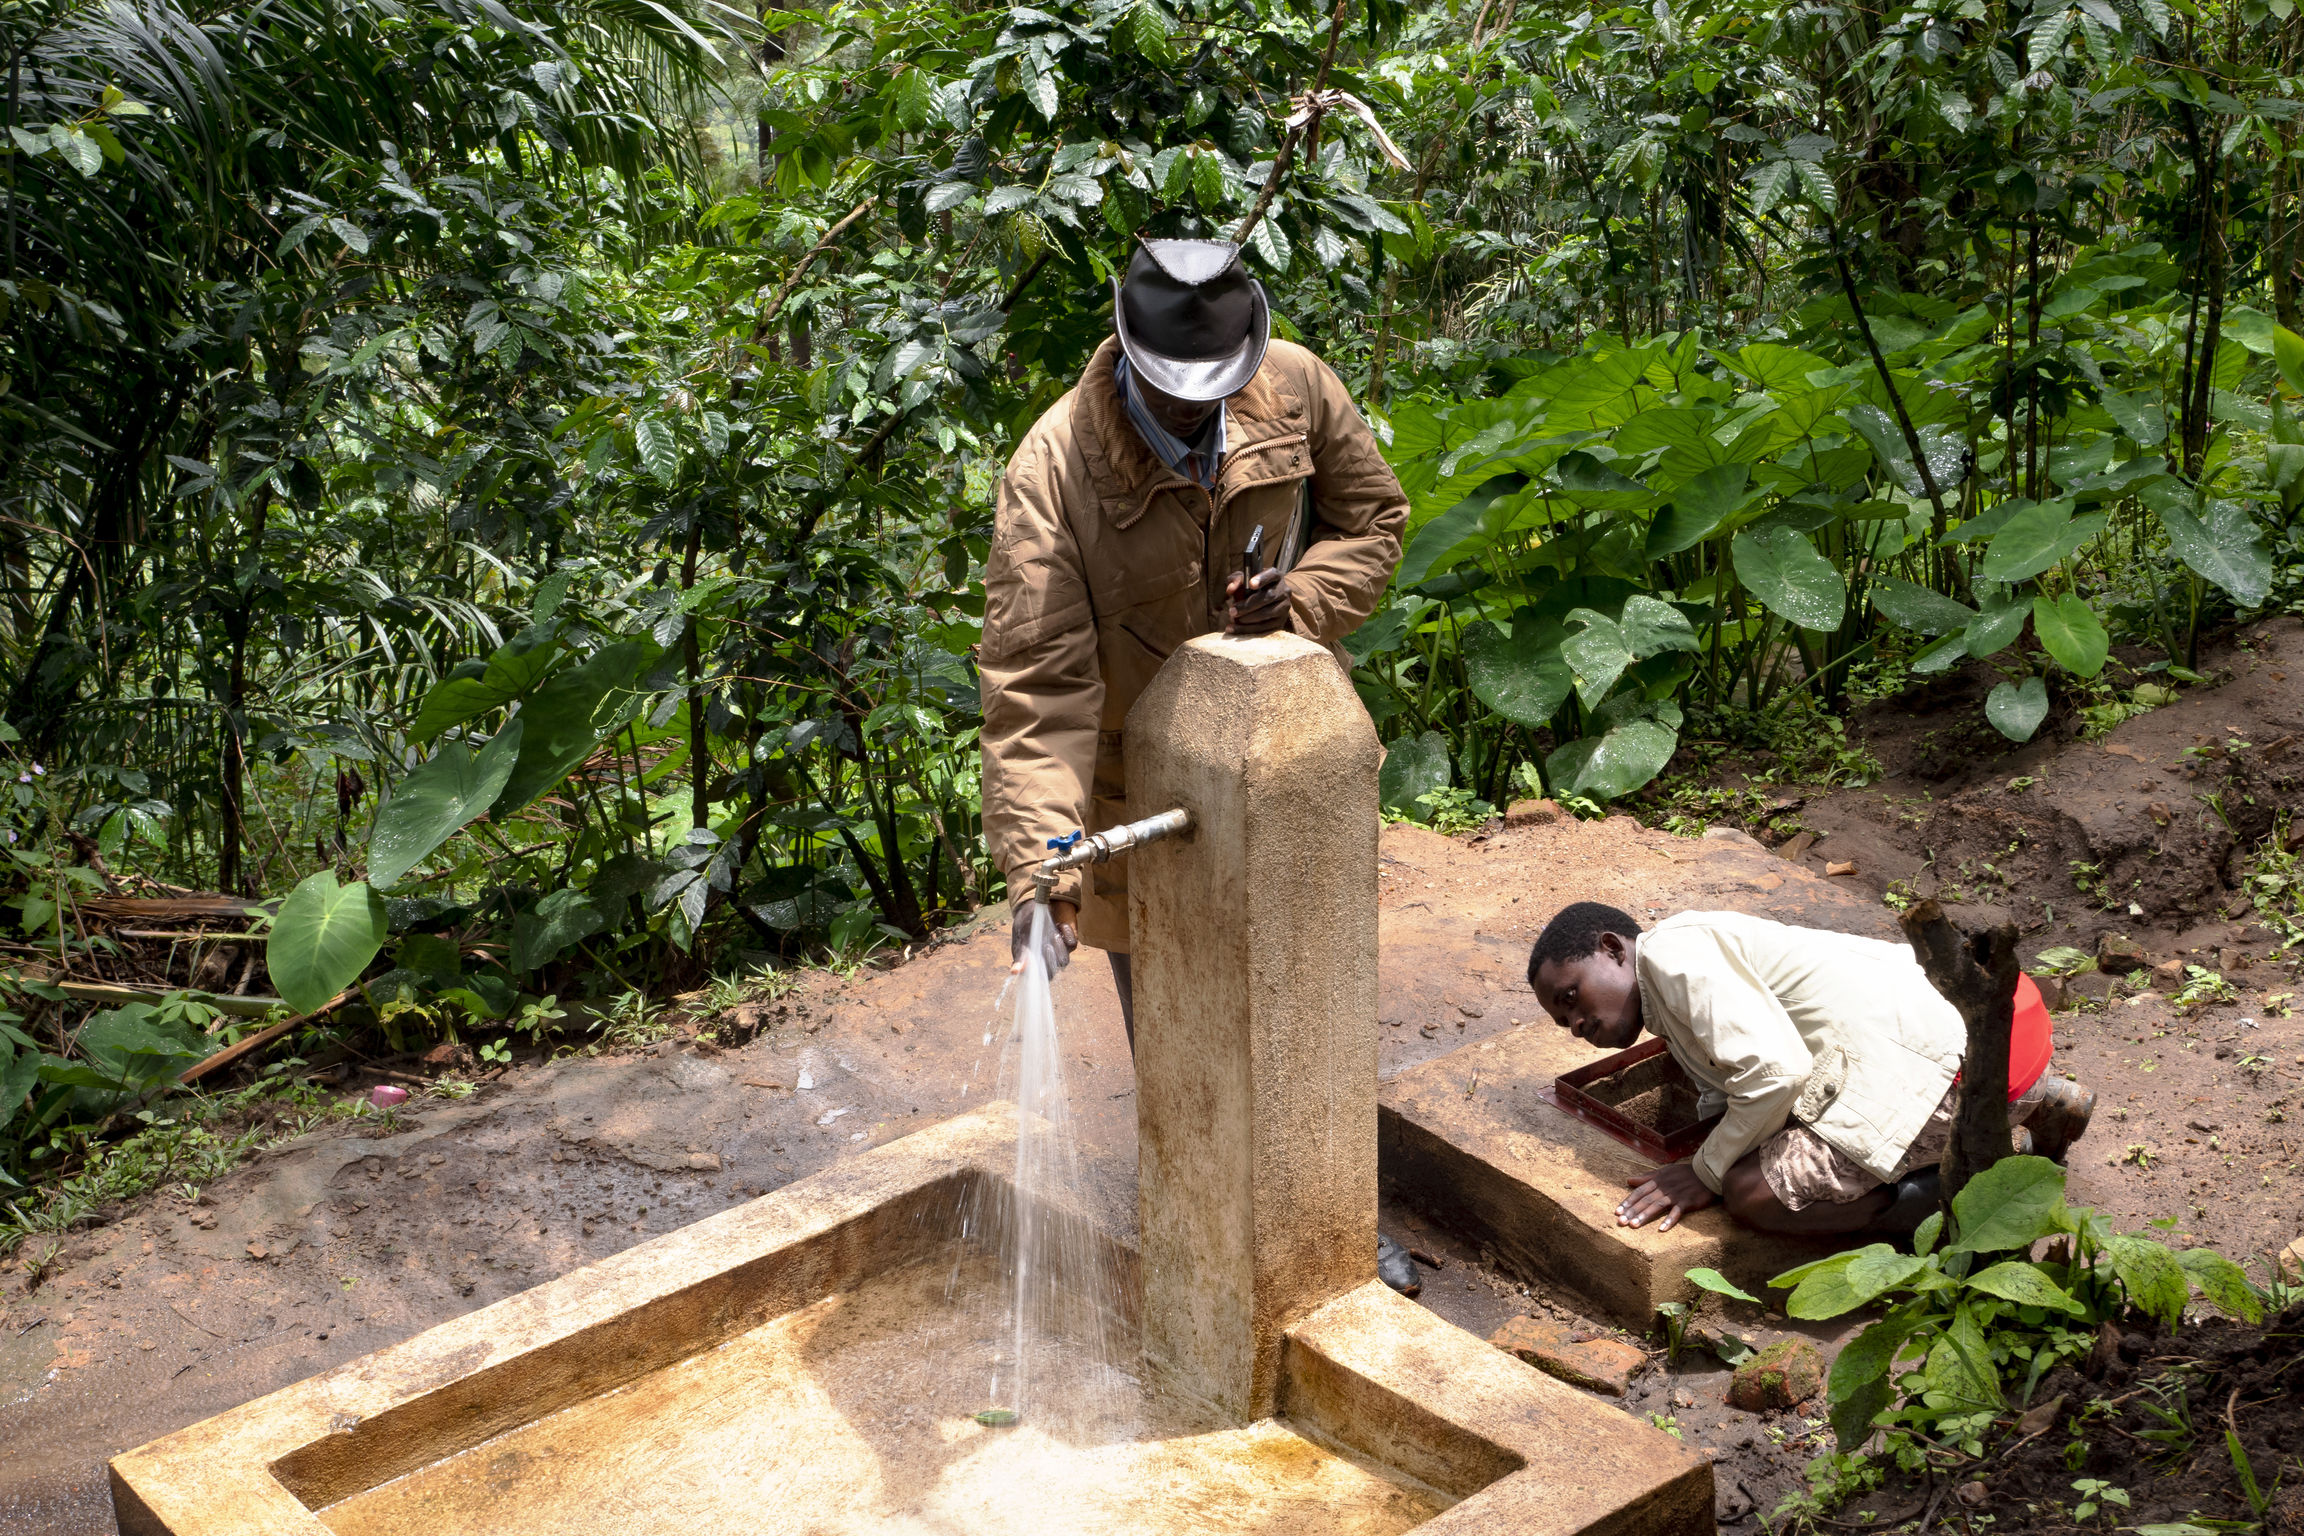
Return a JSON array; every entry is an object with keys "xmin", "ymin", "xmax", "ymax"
[{"xmin": 1112, "ymin": 276, "xmax": 1270, "ymax": 403}]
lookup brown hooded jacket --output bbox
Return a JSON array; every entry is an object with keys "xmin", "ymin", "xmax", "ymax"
[{"xmin": 978, "ymin": 336, "xmax": 1408, "ymax": 951}]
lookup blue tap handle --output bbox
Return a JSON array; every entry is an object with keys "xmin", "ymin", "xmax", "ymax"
[{"xmin": 1047, "ymin": 831, "xmax": 1084, "ymax": 854}]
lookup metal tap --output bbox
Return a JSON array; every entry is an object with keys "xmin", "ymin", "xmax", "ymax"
[{"xmin": 1032, "ymin": 808, "xmax": 1194, "ymax": 905}]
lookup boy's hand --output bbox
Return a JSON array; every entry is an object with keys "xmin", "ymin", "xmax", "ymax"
[{"xmin": 1616, "ymin": 1162, "xmax": 1715, "ymax": 1231}]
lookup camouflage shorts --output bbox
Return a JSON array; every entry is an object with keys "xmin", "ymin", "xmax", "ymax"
[{"xmin": 1760, "ymin": 1070, "xmax": 2054, "ymax": 1212}]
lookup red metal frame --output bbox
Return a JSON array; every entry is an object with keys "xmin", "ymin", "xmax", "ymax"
[{"xmin": 1536, "ymin": 1037, "xmax": 1719, "ymax": 1162}]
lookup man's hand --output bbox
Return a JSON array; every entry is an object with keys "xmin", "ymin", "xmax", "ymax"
[
  {"xmin": 1011, "ymin": 899, "xmax": 1079, "ymax": 977},
  {"xmin": 1225, "ymin": 567, "xmax": 1293, "ymax": 635},
  {"xmin": 1616, "ymin": 1162, "xmax": 1716, "ymax": 1232}
]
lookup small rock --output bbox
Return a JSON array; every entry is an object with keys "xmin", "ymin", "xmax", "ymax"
[
  {"xmin": 684, "ymin": 1151, "xmax": 721, "ymax": 1171},
  {"xmin": 2151, "ymin": 957, "xmax": 2186, "ymax": 986},
  {"xmin": 1717, "ymin": 1479, "xmax": 1756, "ymax": 1524},
  {"xmin": 245, "ymin": 1242, "xmax": 268, "ymax": 1262},
  {"xmin": 2187, "ymin": 1119, "xmax": 2222, "ymax": 1134},
  {"xmin": 1728, "ymin": 1337, "xmax": 1826, "ymax": 1411},
  {"xmin": 1956, "ymin": 1481, "xmax": 1989, "ymax": 1507},
  {"xmin": 420, "ymin": 1041, "xmax": 473, "ymax": 1071},
  {"xmin": 1671, "ymin": 1389, "xmax": 1696, "ymax": 1409},
  {"xmin": 1457, "ymin": 1004, "xmax": 1484, "ymax": 1019},
  {"xmin": 1503, "ymin": 799, "xmax": 1563, "ymax": 828},
  {"xmin": 2029, "ymin": 973, "xmax": 2067, "ymax": 1011},
  {"xmin": 1489, "ymin": 1315, "xmax": 1647, "ymax": 1396},
  {"xmin": 1824, "ymin": 859, "xmax": 1858, "ymax": 877},
  {"xmin": 2096, "ymin": 934, "xmax": 2149, "ymax": 974},
  {"xmin": 1776, "ymin": 830, "xmax": 1816, "ymax": 862},
  {"xmin": 2219, "ymin": 947, "xmax": 2252, "ymax": 972},
  {"xmin": 2278, "ymin": 1237, "xmax": 2304, "ymax": 1283},
  {"xmin": 2066, "ymin": 971, "xmax": 2114, "ymax": 999}
]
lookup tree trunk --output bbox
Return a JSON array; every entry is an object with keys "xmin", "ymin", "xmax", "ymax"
[{"xmin": 1898, "ymin": 899, "xmax": 2015, "ymax": 1222}]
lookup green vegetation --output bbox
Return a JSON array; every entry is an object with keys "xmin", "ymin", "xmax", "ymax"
[{"xmin": 2, "ymin": 0, "xmax": 2303, "ymax": 1192}]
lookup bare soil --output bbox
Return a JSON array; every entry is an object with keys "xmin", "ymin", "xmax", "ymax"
[{"xmin": 4, "ymin": 646, "xmax": 2304, "ymax": 1532}]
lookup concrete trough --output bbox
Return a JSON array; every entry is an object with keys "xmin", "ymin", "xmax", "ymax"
[
  {"xmin": 111, "ymin": 1106, "xmax": 1711, "ymax": 1536},
  {"xmin": 1380, "ymin": 1024, "xmax": 1840, "ymax": 1330}
]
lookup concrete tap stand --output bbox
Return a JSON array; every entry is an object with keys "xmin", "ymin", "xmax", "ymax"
[{"xmin": 1126, "ymin": 631, "xmax": 1382, "ymax": 1423}]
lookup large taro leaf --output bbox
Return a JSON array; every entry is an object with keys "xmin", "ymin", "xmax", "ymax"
[
  {"xmin": 1946, "ymin": 1155, "xmax": 2065, "ymax": 1253},
  {"xmin": 1379, "ymin": 729, "xmax": 1451, "ymax": 814},
  {"xmin": 1462, "ymin": 616, "xmax": 1572, "ymax": 728},
  {"xmin": 1981, "ymin": 501, "xmax": 2105, "ymax": 583},
  {"xmin": 410, "ymin": 623, "xmax": 563, "ymax": 744},
  {"xmin": 1552, "ymin": 450, "xmax": 1655, "ymax": 512},
  {"xmin": 368, "ymin": 719, "xmax": 524, "ymax": 891},
  {"xmin": 1869, "ymin": 575, "xmax": 1977, "ymax": 636},
  {"xmin": 509, "ymin": 887, "xmax": 611, "ymax": 974},
  {"xmin": 1646, "ymin": 463, "xmax": 1752, "ymax": 558},
  {"xmin": 494, "ymin": 641, "xmax": 654, "ymax": 815},
  {"xmin": 2032, "ymin": 593, "xmax": 2109, "ymax": 677},
  {"xmin": 76, "ymin": 1004, "xmax": 206, "ymax": 1092},
  {"xmin": 1561, "ymin": 609, "xmax": 1632, "ymax": 706},
  {"xmin": 1732, "ymin": 526, "xmax": 1846, "ymax": 631},
  {"xmin": 1985, "ymin": 676, "xmax": 2050, "ymax": 742},
  {"xmin": 1394, "ymin": 472, "xmax": 1528, "ymax": 588},
  {"xmin": 1964, "ymin": 589, "xmax": 2031, "ymax": 659},
  {"xmin": 1544, "ymin": 699, "xmax": 1680, "ymax": 802},
  {"xmin": 1618, "ymin": 594, "xmax": 1700, "ymax": 656},
  {"xmin": 267, "ymin": 872, "xmax": 389, "ymax": 1015},
  {"xmin": 2098, "ymin": 389, "xmax": 2168, "ymax": 448},
  {"xmin": 2155, "ymin": 495, "xmax": 2272, "ymax": 606}
]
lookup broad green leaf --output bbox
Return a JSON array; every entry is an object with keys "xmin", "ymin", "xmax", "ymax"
[
  {"xmin": 494, "ymin": 641, "xmax": 654, "ymax": 815},
  {"xmin": 1981, "ymin": 501, "xmax": 2101, "ymax": 582},
  {"xmin": 1948, "ymin": 1155, "xmax": 2066, "ymax": 1253},
  {"xmin": 1396, "ymin": 473, "xmax": 1527, "ymax": 588},
  {"xmin": 2158, "ymin": 497, "xmax": 2272, "ymax": 606},
  {"xmin": 1618, "ymin": 594, "xmax": 1700, "ymax": 657},
  {"xmin": 1844, "ymin": 1245, "xmax": 1929, "ymax": 1305},
  {"xmin": 891, "ymin": 66, "xmax": 934, "ymax": 131},
  {"xmin": 1964, "ymin": 590, "xmax": 2030, "ymax": 658},
  {"xmin": 1562, "ymin": 609, "xmax": 1631, "ymax": 706},
  {"xmin": 2106, "ymin": 1233, "xmax": 2189, "ymax": 1328},
  {"xmin": 2275, "ymin": 325, "xmax": 2304, "ymax": 397},
  {"xmin": 1379, "ymin": 729, "xmax": 1451, "ymax": 814},
  {"xmin": 368, "ymin": 719, "xmax": 524, "ymax": 891},
  {"xmin": 2099, "ymin": 389, "xmax": 2167, "ymax": 447},
  {"xmin": 1986, "ymin": 677, "xmax": 2047, "ymax": 742},
  {"xmin": 510, "ymin": 887, "xmax": 610, "ymax": 973},
  {"xmin": 1786, "ymin": 1253, "xmax": 1871, "ymax": 1319},
  {"xmin": 1730, "ymin": 343, "xmax": 1828, "ymax": 392},
  {"xmin": 1553, "ymin": 450, "xmax": 1655, "ymax": 512},
  {"xmin": 2175, "ymin": 1245, "xmax": 2263, "ymax": 1323},
  {"xmin": 1732, "ymin": 526, "xmax": 1846, "ymax": 631},
  {"xmin": 267, "ymin": 872, "xmax": 389, "ymax": 1015},
  {"xmin": 1545, "ymin": 702, "xmax": 1680, "ymax": 802},
  {"xmin": 1684, "ymin": 1267, "xmax": 1759, "ymax": 1303},
  {"xmin": 1769, "ymin": 1250, "xmax": 1855, "ymax": 1290},
  {"xmin": 1828, "ymin": 1316, "xmax": 1914, "ymax": 1449},
  {"xmin": 1647, "ymin": 464, "xmax": 1752, "ymax": 557},
  {"xmin": 0, "ymin": 1043, "xmax": 38, "ymax": 1131},
  {"xmin": 1931, "ymin": 1302, "xmax": 2005, "ymax": 1411},
  {"xmin": 1462, "ymin": 618, "xmax": 1572, "ymax": 728},
  {"xmin": 1913, "ymin": 1209, "xmax": 1944, "ymax": 1256},
  {"xmin": 1870, "ymin": 576, "xmax": 1977, "ymax": 636},
  {"xmin": 1964, "ymin": 1260, "xmax": 2085, "ymax": 1314},
  {"xmin": 634, "ymin": 414, "xmax": 677, "ymax": 485},
  {"xmin": 2032, "ymin": 594, "xmax": 2109, "ymax": 677},
  {"xmin": 411, "ymin": 625, "xmax": 564, "ymax": 743}
]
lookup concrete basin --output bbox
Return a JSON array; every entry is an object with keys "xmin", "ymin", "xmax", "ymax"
[{"xmin": 110, "ymin": 1107, "xmax": 1709, "ymax": 1536}]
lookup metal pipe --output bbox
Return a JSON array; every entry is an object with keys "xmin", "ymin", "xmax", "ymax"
[{"xmin": 1033, "ymin": 807, "xmax": 1193, "ymax": 904}]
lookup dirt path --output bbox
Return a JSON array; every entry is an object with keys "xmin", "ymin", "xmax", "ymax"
[{"xmin": 4, "ymin": 804, "xmax": 2300, "ymax": 1531}]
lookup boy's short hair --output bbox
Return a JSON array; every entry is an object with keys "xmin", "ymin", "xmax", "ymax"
[{"xmin": 1526, "ymin": 902, "xmax": 1643, "ymax": 989}]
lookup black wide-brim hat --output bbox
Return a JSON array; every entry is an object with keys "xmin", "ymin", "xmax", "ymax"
[{"xmin": 1112, "ymin": 238, "xmax": 1271, "ymax": 403}]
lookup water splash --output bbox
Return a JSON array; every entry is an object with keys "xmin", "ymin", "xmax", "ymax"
[{"xmin": 948, "ymin": 901, "xmax": 1134, "ymax": 1437}]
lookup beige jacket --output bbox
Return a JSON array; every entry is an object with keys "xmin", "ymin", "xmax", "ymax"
[
  {"xmin": 978, "ymin": 336, "xmax": 1407, "ymax": 951},
  {"xmin": 1635, "ymin": 911, "xmax": 1967, "ymax": 1193}
]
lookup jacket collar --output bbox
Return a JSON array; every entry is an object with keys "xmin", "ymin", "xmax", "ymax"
[{"xmin": 1078, "ymin": 336, "xmax": 1303, "ymax": 531}]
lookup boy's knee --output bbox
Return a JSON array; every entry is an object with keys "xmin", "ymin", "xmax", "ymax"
[{"xmin": 1721, "ymin": 1163, "xmax": 1778, "ymax": 1227}]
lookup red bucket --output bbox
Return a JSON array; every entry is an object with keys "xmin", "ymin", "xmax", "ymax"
[{"xmin": 2007, "ymin": 972, "xmax": 2053, "ymax": 1100}]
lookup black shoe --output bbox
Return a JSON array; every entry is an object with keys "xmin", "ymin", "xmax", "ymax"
[
  {"xmin": 1378, "ymin": 1233, "xmax": 1421, "ymax": 1297},
  {"xmin": 1873, "ymin": 1169, "xmax": 1942, "ymax": 1237}
]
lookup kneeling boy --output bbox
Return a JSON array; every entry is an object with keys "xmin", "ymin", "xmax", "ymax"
[{"xmin": 1527, "ymin": 904, "xmax": 2094, "ymax": 1236}]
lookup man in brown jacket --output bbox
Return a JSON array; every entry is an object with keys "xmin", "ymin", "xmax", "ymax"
[{"xmin": 978, "ymin": 237, "xmax": 1417, "ymax": 1288}]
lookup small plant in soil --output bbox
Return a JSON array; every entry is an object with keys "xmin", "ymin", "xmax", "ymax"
[{"xmin": 2070, "ymin": 1477, "xmax": 2130, "ymax": 1522}]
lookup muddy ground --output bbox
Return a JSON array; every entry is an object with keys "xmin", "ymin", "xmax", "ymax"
[{"xmin": 5, "ymin": 645, "xmax": 2304, "ymax": 1533}]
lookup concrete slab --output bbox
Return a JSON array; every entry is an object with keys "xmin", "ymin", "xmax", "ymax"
[{"xmin": 1379, "ymin": 1024, "xmax": 1841, "ymax": 1329}]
